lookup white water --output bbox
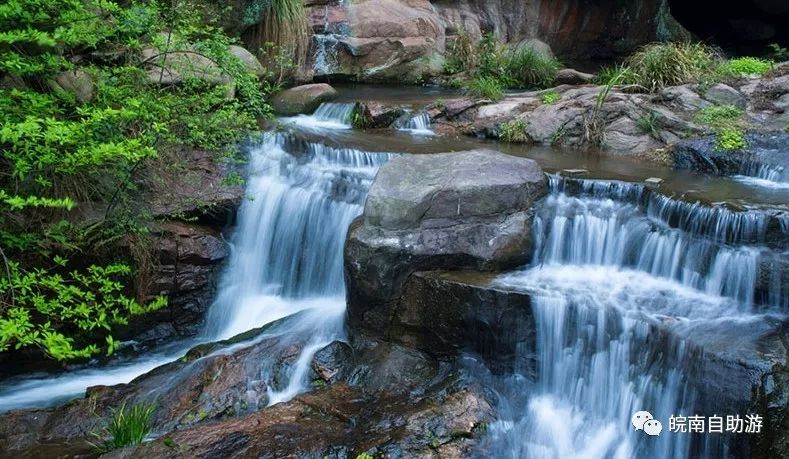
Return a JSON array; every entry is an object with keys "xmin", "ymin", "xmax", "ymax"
[
  {"xmin": 0, "ymin": 114, "xmax": 392, "ymax": 412},
  {"xmin": 280, "ymin": 102, "xmax": 355, "ymax": 130},
  {"xmin": 733, "ymin": 158, "xmax": 789, "ymax": 189},
  {"xmin": 483, "ymin": 176, "xmax": 787, "ymax": 458},
  {"xmin": 397, "ymin": 111, "xmax": 434, "ymax": 136}
]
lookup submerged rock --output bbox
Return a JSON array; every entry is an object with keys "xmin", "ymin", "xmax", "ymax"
[
  {"xmin": 271, "ymin": 83, "xmax": 338, "ymax": 116},
  {"xmin": 345, "ymin": 149, "xmax": 547, "ymax": 343}
]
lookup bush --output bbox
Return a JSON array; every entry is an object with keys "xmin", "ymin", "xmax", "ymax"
[
  {"xmin": 0, "ymin": 0, "xmax": 270, "ymax": 360},
  {"xmin": 443, "ymin": 28, "xmax": 476, "ymax": 75},
  {"xmin": 625, "ymin": 42, "xmax": 719, "ymax": 92},
  {"xmin": 694, "ymin": 105, "xmax": 747, "ymax": 151},
  {"xmin": 501, "ymin": 47, "xmax": 561, "ymax": 89},
  {"xmin": 719, "ymin": 57, "xmax": 773, "ymax": 77},
  {"xmin": 93, "ymin": 402, "xmax": 156, "ymax": 451},
  {"xmin": 716, "ymin": 127, "xmax": 746, "ymax": 151},
  {"xmin": 465, "ymin": 76, "xmax": 506, "ymax": 101}
]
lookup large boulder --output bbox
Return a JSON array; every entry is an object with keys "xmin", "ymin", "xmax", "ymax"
[
  {"xmin": 271, "ymin": 83, "xmax": 338, "ymax": 116},
  {"xmin": 142, "ymin": 48, "xmax": 231, "ymax": 86},
  {"xmin": 345, "ymin": 149, "xmax": 548, "ymax": 340}
]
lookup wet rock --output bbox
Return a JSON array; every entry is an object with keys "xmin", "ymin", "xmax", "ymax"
[
  {"xmin": 49, "ymin": 69, "xmax": 95, "ymax": 103},
  {"xmin": 345, "ymin": 149, "xmax": 547, "ymax": 337},
  {"xmin": 354, "ymin": 102, "xmax": 406, "ymax": 128},
  {"xmin": 393, "ymin": 271, "xmax": 537, "ymax": 371},
  {"xmin": 673, "ymin": 131, "xmax": 789, "ymax": 176},
  {"xmin": 703, "ymin": 83, "xmax": 747, "ymax": 109},
  {"xmin": 311, "ymin": 341, "xmax": 352, "ymax": 384},
  {"xmin": 271, "ymin": 83, "xmax": 338, "ymax": 116}
]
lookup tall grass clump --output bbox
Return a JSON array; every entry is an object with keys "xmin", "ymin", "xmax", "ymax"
[
  {"xmin": 249, "ymin": 0, "xmax": 310, "ymax": 70},
  {"xmin": 501, "ymin": 47, "xmax": 561, "ymax": 89},
  {"xmin": 625, "ymin": 42, "xmax": 720, "ymax": 92},
  {"xmin": 93, "ymin": 402, "xmax": 156, "ymax": 451},
  {"xmin": 465, "ymin": 76, "xmax": 506, "ymax": 101}
]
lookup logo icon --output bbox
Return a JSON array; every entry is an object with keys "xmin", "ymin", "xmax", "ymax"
[
  {"xmin": 633, "ymin": 411, "xmax": 662, "ymax": 437},
  {"xmin": 632, "ymin": 411, "xmax": 653, "ymax": 431}
]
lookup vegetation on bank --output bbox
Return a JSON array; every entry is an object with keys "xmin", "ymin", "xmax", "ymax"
[
  {"xmin": 91, "ymin": 401, "xmax": 156, "ymax": 451},
  {"xmin": 444, "ymin": 32, "xmax": 561, "ymax": 101},
  {"xmin": 0, "ymin": 0, "xmax": 287, "ymax": 361}
]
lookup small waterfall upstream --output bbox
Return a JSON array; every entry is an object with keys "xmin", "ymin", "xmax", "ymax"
[
  {"xmin": 483, "ymin": 176, "xmax": 788, "ymax": 458},
  {"xmin": 733, "ymin": 160, "xmax": 789, "ymax": 189},
  {"xmin": 397, "ymin": 111, "xmax": 434, "ymax": 136},
  {"xmin": 281, "ymin": 102, "xmax": 355, "ymax": 130},
  {"xmin": 0, "ymin": 111, "xmax": 392, "ymax": 412}
]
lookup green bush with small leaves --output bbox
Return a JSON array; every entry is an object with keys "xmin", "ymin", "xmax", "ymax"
[
  {"xmin": 694, "ymin": 105, "xmax": 747, "ymax": 151},
  {"xmin": 719, "ymin": 57, "xmax": 773, "ymax": 77},
  {"xmin": 0, "ymin": 0, "xmax": 276, "ymax": 360}
]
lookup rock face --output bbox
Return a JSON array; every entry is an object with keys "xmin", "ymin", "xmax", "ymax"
[
  {"xmin": 345, "ymin": 149, "xmax": 547, "ymax": 343},
  {"xmin": 49, "ymin": 69, "xmax": 95, "ymax": 103},
  {"xmin": 303, "ymin": 0, "xmax": 685, "ymax": 82},
  {"xmin": 271, "ymin": 83, "xmax": 338, "ymax": 115}
]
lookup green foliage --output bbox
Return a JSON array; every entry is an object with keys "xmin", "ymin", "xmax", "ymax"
[
  {"xmin": 443, "ymin": 28, "xmax": 475, "ymax": 75},
  {"xmin": 499, "ymin": 119, "xmax": 530, "ymax": 143},
  {"xmin": 623, "ymin": 42, "xmax": 719, "ymax": 92},
  {"xmin": 0, "ymin": 0, "xmax": 271, "ymax": 361},
  {"xmin": 636, "ymin": 111, "xmax": 662, "ymax": 139},
  {"xmin": 0, "ymin": 260, "xmax": 166, "ymax": 360},
  {"xmin": 694, "ymin": 105, "xmax": 744, "ymax": 128},
  {"xmin": 540, "ymin": 90, "xmax": 561, "ymax": 105},
  {"xmin": 465, "ymin": 76, "xmax": 505, "ymax": 101},
  {"xmin": 93, "ymin": 402, "xmax": 156, "ymax": 451},
  {"xmin": 715, "ymin": 127, "xmax": 746, "ymax": 151},
  {"xmin": 768, "ymin": 43, "xmax": 789, "ymax": 62},
  {"xmin": 719, "ymin": 57, "xmax": 773, "ymax": 77},
  {"xmin": 355, "ymin": 454, "xmax": 374, "ymax": 459},
  {"xmin": 694, "ymin": 105, "xmax": 747, "ymax": 151},
  {"xmin": 500, "ymin": 47, "xmax": 561, "ymax": 89}
]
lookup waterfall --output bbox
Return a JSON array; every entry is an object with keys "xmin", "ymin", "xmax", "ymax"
[
  {"xmin": 281, "ymin": 102, "xmax": 356, "ymax": 130},
  {"xmin": 733, "ymin": 160, "xmax": 789, "ymax": 189},
  {"xmin": 206, "ymin": 133, "xmax": 393, "ymax": 338},
  {"xmin": 484, "ymin": 176, "xmax": 788, "ymax": 458},
  {"xmin": 397, "ymin": 111, "xmax": 434, "ymax": 136},
  {"xmin": 0, "ymin": 131, "xmax": 393, "ymax": 412}
]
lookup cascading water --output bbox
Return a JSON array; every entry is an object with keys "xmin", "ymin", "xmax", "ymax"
[
  {"xmin": 281, "ymin": 102, "xmax": 355, "ymax": 130},
  {"xmin": 0, "ymin": 122, "xmax": 392, "ymax": 412},
  {"xmin": 734, "ymin": 160, "xmax": 789, "ymax": 189},
  {"xmin": 397, "ymin": 111, "xmax": 434, "ymax": 136},
  {"xmin": 482, "ymin": 175, "xmax": 787, "ymax": 458}
]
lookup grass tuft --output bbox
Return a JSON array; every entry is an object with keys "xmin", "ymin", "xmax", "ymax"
[
  {"xmin": 501, "ymin": 47, "xmax": 561, "ymax": 89},
  {"xmin": 465, "ymin": 76, "xmax": 505, "ymax": 101},
  {"xmin": 92, "ymin": 402, "xmax": 156, "ymax": 451},
  {"xmin": 624, "ymin": 42, "xmax": 719, "ymax": 92}
]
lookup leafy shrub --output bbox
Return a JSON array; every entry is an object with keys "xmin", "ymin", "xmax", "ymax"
[
  {"xmin": 719, "ymin": 57, "xmax": 773, "ymax": 77},
  {"xmin": 715, "ymin": 127, "xmax": 746, "ymax": 151},
  {"xmin": 694, "ymin": 105, "xmax": 744, "ymax": 128},
  {"xmin": 499, "ymin": 119, "xmax": 530, "ymax": 143},
  {"xmin": 540, "ymin": 90, "xmax": 561, "ymax": 104},
  {"xmin": 625, "ymin": 42, "xmax": 719, "ymax": 92},
  {"xmin": 93, "ymin": 402, "xmax": 156, "ymax": 451},
  {"xmin": 694, "ymin": 105, "xmax": 747, "ymax": 151},
  {"xmin": 501, "ymin": 47, "xmax": 561, "ymax": 89},
  {"xmin": 0, "ymin": 0, "xmax": 270, "ymax": 360},
  {"xmin": 465, "ymin": 76, "xmax": 506, "ymax": 101}
]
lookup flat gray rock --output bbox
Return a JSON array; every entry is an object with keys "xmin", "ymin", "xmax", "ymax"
[{"xmin": 365, "ymin": 150, "xmax": 546, "ymax": 230}]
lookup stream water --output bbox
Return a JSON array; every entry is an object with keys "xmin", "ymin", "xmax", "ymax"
[{"xmin": 0, "ymin": 86, "xmax": 786, "ymax": 459}]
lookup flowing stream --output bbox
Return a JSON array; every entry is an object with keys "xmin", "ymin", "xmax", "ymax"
[
  {"xmin": 0, "ymin": 105, "xmax": 391, "ymax": 412},
  {"xmin": 481, "ymin": 175, "xmax": 787, "ymax": 458},
  {"xmin": 0, "ymin": 87, "xmax": 786, "ymax": 459}
]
